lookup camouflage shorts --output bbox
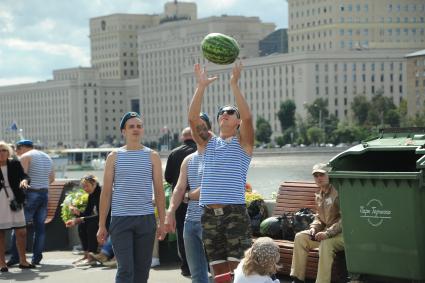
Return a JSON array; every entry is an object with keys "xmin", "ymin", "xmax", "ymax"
[{"xmin": 201, "ymin": 204, "xmax": 252, "ymax": 263}]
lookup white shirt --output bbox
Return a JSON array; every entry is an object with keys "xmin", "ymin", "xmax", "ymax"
[{"xmin": 233, "ymin": 259, "xmax": 280, "ymax": 283}]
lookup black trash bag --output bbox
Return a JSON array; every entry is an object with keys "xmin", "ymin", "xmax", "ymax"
[
  {"xmin": 247, "ymin": 199, "xmax": 268, "ymax": 236},
  {"xmin": 293, "ymin": 208, "xmax": 315, "ymax": 233},
  {"xmin": 260, "ymin": 216, "xmax": 283, "ymax": 239},
  {"xmin": 280, "ymin": 212, "xmax": 295, "ymax": 241}
]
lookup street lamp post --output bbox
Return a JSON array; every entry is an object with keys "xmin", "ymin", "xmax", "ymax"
[
  {"xmin": 318, "ymin": 108, "xmax": 322, "ymax": 129},
  {"xmin": 313, "ymin": 104, "xmax": 322, "ymax": 129}
]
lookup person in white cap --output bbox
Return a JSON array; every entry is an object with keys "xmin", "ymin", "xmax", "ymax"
[{"xmin": 290, "ymin": 163, "xmax": 344, "ymax": 283}]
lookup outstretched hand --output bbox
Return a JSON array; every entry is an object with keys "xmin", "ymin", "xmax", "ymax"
[
  {"xmin": 194, "ymin": 63, "xmax": 218, "ymax": 88},
  {"xmin": 230, "ymin": 61, "xmax": 243, "ymax": 85}
]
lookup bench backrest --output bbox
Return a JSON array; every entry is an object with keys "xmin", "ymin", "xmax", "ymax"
[
  {"xmin": 45, "ymin": 180, "xmax": 74, "ymax": 224},
  {"xmin": 273, "ymin": 181, "xmax": 318, "ymax": 216}
]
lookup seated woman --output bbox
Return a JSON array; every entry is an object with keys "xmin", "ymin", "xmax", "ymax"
[
  {"xmin": 0, "ymin": 141, "xmax": 34, "ymax": 272},
  {"xmin": 233, "ymin": 237, "xmax": 281, "ymax": 283},
  {"xmin": 65, "ymin": 174, "xmax": 107, "ymax": 267}
]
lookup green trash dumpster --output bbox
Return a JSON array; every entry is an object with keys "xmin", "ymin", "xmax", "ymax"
[{"xmin": 328, "ymin": 128, "xmax": 425, "ymax": 281}]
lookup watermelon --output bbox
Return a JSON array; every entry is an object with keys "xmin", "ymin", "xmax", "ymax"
[
  {"xmin": 201, "ymin": 33, "xmax": 240, "ymax": 65},
  {"xmin": 260, "ymin": 216, "xmax": 283, "ymax": 239}
]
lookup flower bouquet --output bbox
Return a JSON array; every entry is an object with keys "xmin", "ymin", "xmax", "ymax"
[
  {"xmin": 244, "ymin": 183, "xmax": 268, "ymax": 236},
  {"xmin": 244, "ymin": 183, "xmax": 263, "ymax": 206},
  {"xmin": 61, "ymin": 188, "xmax": 89, "ymax": 223}
]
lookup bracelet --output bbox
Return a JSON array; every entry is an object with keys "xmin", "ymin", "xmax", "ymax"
[{"xmin": 184, "ymin": 191, "xmax": 190, "ymax": 200}]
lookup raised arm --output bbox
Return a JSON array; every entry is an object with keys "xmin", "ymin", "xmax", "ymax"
[
  {"xmin": 97, "ymin": 151, "xmax": 116, "ymax": 245},
  {"xmin": 231, "ymin": 61, "xmax": 254, "ymax": 155},
  {"xmin": 165, "ymin": 155, "xmax": 190, "ymax": 232},
  {"xmin": 188, "ymin": 63, "xmax": 217, "ymax": 148},
  {"xmin": 152, "ymin": 150, "xmax": 167, "ymax": 240}
]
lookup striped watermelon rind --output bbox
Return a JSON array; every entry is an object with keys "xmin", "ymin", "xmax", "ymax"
[{"xmin": 201, "ymin": 33, "xmax": 240, "ymax": 65}]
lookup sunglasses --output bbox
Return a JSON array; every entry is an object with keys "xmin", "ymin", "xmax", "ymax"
[
  {"xmin": 82, "ymin": 175, "xmax": 96, "ymax": 181},
  {"xmin": 218, "ymin": 109, "xmax": 237, "ymax": 116},
  {"xmin": 313, "ymin": 172, "xmax": 326, "ymax": 178},
  {"xmin": 0, "ymin": 149, "xmax": 8, "ymax": 153}
]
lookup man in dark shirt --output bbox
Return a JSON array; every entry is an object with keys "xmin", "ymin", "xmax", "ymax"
[{"xmin": 164, "ymin": 127, "xmax": 196, "ymax": 276}]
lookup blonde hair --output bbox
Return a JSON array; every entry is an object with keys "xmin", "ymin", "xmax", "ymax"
[
  {"xmin": 242, "ymin": 237, "xmax": 280, "ymax": 276},
  {"xmin": 80, "ymin": 174, "xmax": 98, "ymax": 186},
  {"xmin": 0, "ymin": 141, "xmax": 13, "ymax": 157}
]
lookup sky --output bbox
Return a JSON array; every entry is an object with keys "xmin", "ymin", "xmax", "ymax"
[{"xmin": 0, "ymin": 0, "xmax": 288, "ymax": 86}]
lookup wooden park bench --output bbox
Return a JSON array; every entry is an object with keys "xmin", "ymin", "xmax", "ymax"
[
  {"xmin": 272, "ymin": 181, "xmax": 347, "ymax": 282},
  {"xmin": 45, "ymin": 180, "xmax": 80, "ymax": 225}
]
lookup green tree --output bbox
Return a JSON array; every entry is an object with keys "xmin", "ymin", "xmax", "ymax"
[
  {"xmin": 368, "ymin": 94, "xmax": 397, "ymax": 127},
  {"xmin": 274, "ymin": 136, "xmax": 285, "ymax": 147},
  {"xmin": 296, "ymin": 114, "xmax": 309, "ymax": 145},
  {"xmin": 255, "ymin": 116, "xmax": 272, "ymax": 144},
  {"xmin": 386, "ymin": 109, "xmax": 400, "ymax": 127},
  {"xmin": 307, "ymin": 127, "xmax": 325, "ymax": 145},
  {"xmin": 305, "ymin": 98, "xmax": 329, "ymax": 128},
  {"xmin": 277, "ymin": 100, "xmax": 296, "ymax": 131},
  {"xmin": 351, "ymin": 96, "xmax": 370, "ymax": 125},
  {"xmin": 398, "ymin": 99, "xmax": 409, "ymax": 127}
]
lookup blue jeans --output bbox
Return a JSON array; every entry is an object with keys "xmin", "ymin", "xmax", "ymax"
[
  {"xmin": 10, "ymin": 190, "xmax": 48, "ymax": 264},
  {"xmin": 183, "ymin": 220, "xmax": 209, "ymax": 283},
  {"xmin": 101, "ymin": 236, "xmax": 114, "ymax": 258}
]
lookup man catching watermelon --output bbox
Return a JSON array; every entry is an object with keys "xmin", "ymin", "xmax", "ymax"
[{"xmin": 188, "ymin": 61, "xmax": 254, "ymax": 283}]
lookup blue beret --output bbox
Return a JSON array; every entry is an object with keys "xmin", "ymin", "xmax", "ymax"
[
  {"xmin": 16, "ymin": 139, "xmax": 33, "ymax": 147},
  {"xmin": 200, "ymin": 112, "xmax": 212, "ymax": 130},
  {"xmin": 120, "ymin": 112, "xmax": 141, "ymax": 130}
]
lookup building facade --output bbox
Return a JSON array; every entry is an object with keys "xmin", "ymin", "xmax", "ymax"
[
  {"xmin": 405, "ymin": 50, "xmax": 425, "ymax": 116},
  {"xmin": 137, "ymin": 15, "xmax": 275, "ymax": 141},
  {"xmin": 288, "ymin": 0, "xmax": 425, "ymax": 53},
  {"xmin": 0, "ymin": 67, "xmax": 139, "ymax": 147}
]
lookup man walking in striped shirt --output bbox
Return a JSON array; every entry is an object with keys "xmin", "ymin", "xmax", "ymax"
[
  {"xmin": 188, "ymin": 62, "xmax": 255, "ymax": 283},
  {"xmin": 97, "ymin": 112, "xmax": 166, "ymax": 283},
  {"xmin": 8, "ymin": 139, "xmax": 55, "ymax": 266}
]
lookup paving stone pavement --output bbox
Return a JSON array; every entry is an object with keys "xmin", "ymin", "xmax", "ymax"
[{"xmin": 1, "ymin": 251, "xmax": 293, "ymax": 283}]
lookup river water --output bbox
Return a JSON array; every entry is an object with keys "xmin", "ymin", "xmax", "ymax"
[{"xmin": 63, "ymin": 150, "xmax": 343, "ymax": 199}]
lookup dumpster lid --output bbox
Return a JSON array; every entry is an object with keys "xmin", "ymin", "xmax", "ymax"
[{"xmin": 363, "ymin": 127, "xmax": 425, "ymax": 148}]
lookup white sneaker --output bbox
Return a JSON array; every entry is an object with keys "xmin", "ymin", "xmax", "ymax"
[{"xmin": 151, "ymin": 257, "xmax": 160, "ymax": 268}]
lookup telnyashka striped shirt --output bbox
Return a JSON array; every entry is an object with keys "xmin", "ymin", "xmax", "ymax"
[
  {"xmin": 200, "ymin": 136, "xmax": 251, "ymax": 206},
  {"xmin": 22, "ymin": 149, "xmax": 53, "ymax": 189},
  {"xmin": 112, "ymin": 147, "xmax": 154, "ymax": 216},
  {"xmin": 186, "ymin": 152, "xmax": 204, "ymax": 222}
]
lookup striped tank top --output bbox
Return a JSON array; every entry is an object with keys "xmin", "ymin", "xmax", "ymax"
[
  {"xmin": 200, "ymin": 136, "xmax": 251, "ymax": 206},
  {"xmin": 112, "ymin": 147, "xmax": 154, "ymax": 216},
  {"xmin": 186, "ymin": 152, "xmax": 204, "ymax": 222},
  {"xmin": 23, "ymin": 150, "xmax": 53, "ymax": 189}
]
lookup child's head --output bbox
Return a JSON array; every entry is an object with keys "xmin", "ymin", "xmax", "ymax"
[{"xmin": 242, "ymin": 237, "xmax": 280, "ymax": 276}]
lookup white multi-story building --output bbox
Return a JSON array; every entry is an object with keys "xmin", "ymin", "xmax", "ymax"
[
  {"xmin": 0, "ymin": 67, "xmax": 139, "ymax": 147},
  {"xmin": 138, "ymin": 14, "xmax": 275, "ymax": 141},
  {"xmin": 405, "ymin": 50, "xmax": 425, "ymax": 116},
  {"xmin": 89, "ymin": 2, "xmax": 197, "ymax": 80},
  {"xmin": 288, "ymin": 0, "xmax": 425, "ymax": 53}
]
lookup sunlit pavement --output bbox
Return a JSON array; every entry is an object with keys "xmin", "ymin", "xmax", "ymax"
[{"xmin": 1, "ymin": 251, "xmax": 294, "ymax": 283}]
